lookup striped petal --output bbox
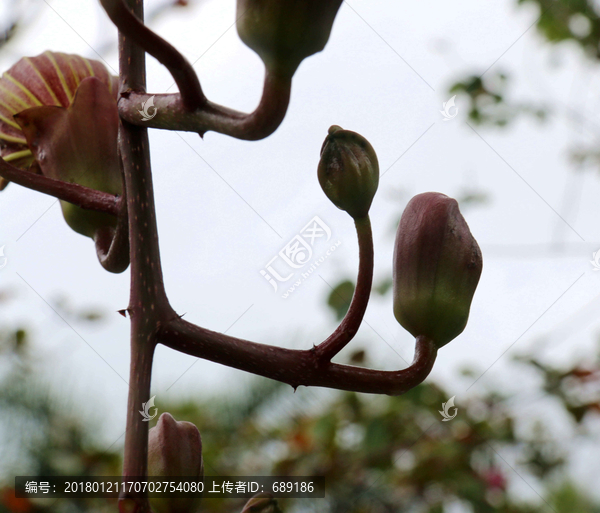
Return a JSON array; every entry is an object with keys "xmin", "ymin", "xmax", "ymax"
[
  {"xmin": 0, "ymin": 51, "xmax": 118, "ymax": 189},
  {"xmin": 15, "ymin": 77, "xmax": 121, "ymax": 239}
]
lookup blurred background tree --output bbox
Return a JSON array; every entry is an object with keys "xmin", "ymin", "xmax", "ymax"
[
  {"xmin": 449, "ymin": 0, "xmax": 600, "ymax": 163},
  {"xmin": 1, "ymin": 282, "xmax": 599, "ymax": 513}
]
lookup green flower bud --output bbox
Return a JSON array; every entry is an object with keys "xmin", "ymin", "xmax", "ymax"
[
  {"xmin": 236, "ymin": 0, "xmax": 343, "ymax": 77},
  {"xmin": 318, "ymin": 125, "xmax": 379, "ymax": 220},
  {"xmin": 148, "ymin": 412, "xmax": 203, "ymax": 513},
  {"xmin": 393, "ymin": 192, "xmax": 482, "ymax": 348}
]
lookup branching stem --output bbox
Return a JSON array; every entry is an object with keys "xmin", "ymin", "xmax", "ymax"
[
  {"xmin": 117, "ymin": 0, "xmax": 174, "ymax": 510},
  {"xmin": 100, "ymin": 0, "xmax": 205, "ymax": 111},
  {"xmin": 118, "ymin": 72, "xmax": 292, "ymax": 140},
  {"xmin": 0, "ymin": 157, "xmax": 121, "ymax": 216}
]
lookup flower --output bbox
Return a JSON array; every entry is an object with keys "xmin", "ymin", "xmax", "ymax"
[
  {"xmin": 0, "ymin": 51, "xmax": 118, "ymax": 190},
  {"xmin": 393, "ymin": 192, "xmax": 482, "ymax": 348},
  {"xmin": 0, "ymin": 52, "xmax": 123, "ymax": 242}
]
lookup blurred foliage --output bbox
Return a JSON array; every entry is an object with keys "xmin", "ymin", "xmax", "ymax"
[
  {"xmin": 326, "ymin": 280, "xmax": 355, "ymax": 321},
  {"xmin": 519, "ymin": 0, "xmax": 600, "ymax": 55},
  {"xmin": 0, "ymin": 291, "xmax": 120, "ymax": 513},
  {"xmin": 0, "ymin": 0, "xmax": 37, "ymax": 51},
  {"xmin": 449, "ymin": 72, "xmax": 547, "ymax": 127},
  {"xmin": 514, "ymin": 354, "xmax": 600, "ymax": 422},
  {"xmin": 1, "ymin": 285, "xmax": 599, "ymax": 513},
  {"xmin": 448, "ymin": 0, "xmax": 600, "ymax": 168}
]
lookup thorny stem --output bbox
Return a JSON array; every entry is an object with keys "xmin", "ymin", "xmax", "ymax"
[
  {"xmin": 0, "ymin": 0, "xmax": 451, "ymax": 507},
  {"xmin": 100, "ymin": 0, "xmax": 205, "ymax": 111},
  {"xmin": 314, "ymin": 216, "xmax": 373, "ymax": 362},
  {"xmin": 118, "ymin": 72, "xmax": 292, "ymax": 140},
  {"xmin": 154, "ymin": 210, "xmax": 435, "ymax": 395},
  {"xmin": 158, "ymin": 323, "xmax": 437, "ymax": 396},
  {"xmin": 100, "ymin": 0, "xmax": 438, "ymax": 507},
  {"xmin": 0, "ymin": 157, "xmax": 121, "ymax": 216},
  {"xmin": 117, "ymin": 0, "xmax": 174, "ymax": 510},
  {"xmin": 98, "ymin": 0, "xmax": 291, "ymax": 140}
]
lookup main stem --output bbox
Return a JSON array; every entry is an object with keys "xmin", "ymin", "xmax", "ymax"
[{"xmin": 119, "ymin": 0, "xmax": 173, "ymax": 508}]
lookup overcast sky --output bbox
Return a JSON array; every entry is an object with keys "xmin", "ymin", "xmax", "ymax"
[{"xmin": 1, "ymin": 0, "xmax": 600, "ymax": 499}]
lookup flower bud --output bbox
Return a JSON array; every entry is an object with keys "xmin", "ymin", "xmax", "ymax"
[
  {"xmin": 236, "ymin": 0, "xmax": 343, "ymax": 77},
  {"xmin": 240, "ymin": 493, "xmax": 282, "ymax": 513},
  {"xmin": 148, "ymin": 412, "xmax": 203, "ymax": 513},
  {"xmin": 318, "ymin": 125, "xmax": 379, "ymax": 220},
  {"xmin": 393, "ymin": 192, "xmax": 482, "ymax": 348}
]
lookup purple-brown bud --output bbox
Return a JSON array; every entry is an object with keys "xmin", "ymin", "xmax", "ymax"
[
  {"xmin": 240, "ymin": 493, "xmax": 282, "ymax": 513},
  {"xmin": 236, "ymin": 0, "xmax": 343, "ymax": 77},
  {"xmin": 393, "ymin": 192, "xmax": 482, "ymax": 348},
  {"xmin": 148, "ymin": 413, "xmax": 203, "ymax": 513},
  {"xmin": 318, "ymin": 125, "xmax": 379, "ymax": 220}
]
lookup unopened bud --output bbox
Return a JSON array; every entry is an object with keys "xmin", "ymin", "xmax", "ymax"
[
  {"xmin": 318, "ymin": 125, "xmax": 379, "ymax": 220},
  {"xmin": 393, "ymin": 192, "xmax": 482, "ymax": 348},
  {"xmin": 236, "ymin": 0, "xmax": 343, "ymax": 77},
  {"xmin": 240, "ymin": 493, "xmax": 282, "ymax": 513},
  {"xmin": 148, "ymin": 412, "xmax": 203, "ymax": 513}
]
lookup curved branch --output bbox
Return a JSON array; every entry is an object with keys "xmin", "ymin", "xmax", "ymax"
[
  {"xmin": 158, "ymin": 317, "xmax": 437, "ymax": 396},
  {"xmin": 99, "ymin": 0, "xmax": 205, "ymax": 111},
  {"xmin": 94, "ymin": 223, "xmax": 130, "ymax": 273},
  {"xmin": 94, "ymin": 155, "xmax": 130, "ymax": 273},
  {"xmin": 0, "ymin": 157, "xmax": 121, "ymax": 216},
  {"xmin": 118, "ymin": 71, "xmax": 292, "ymax": 140},
  {"xmin": 314, "ymin": 216, "xmax": 373, "ymax": 362},
  {"xmin": 94, "ymin": 193, "xmax": 130, "ymax": 274}
]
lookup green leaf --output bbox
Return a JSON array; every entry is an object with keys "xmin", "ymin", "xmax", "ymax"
[{"xmin": 326, "ymin": 279, "xmax": 355, "ymax": 320}]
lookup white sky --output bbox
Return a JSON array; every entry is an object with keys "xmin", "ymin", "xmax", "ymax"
[{"xmin": 1, "ymin": 0, "xmax": 600, "ymax": 502}]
